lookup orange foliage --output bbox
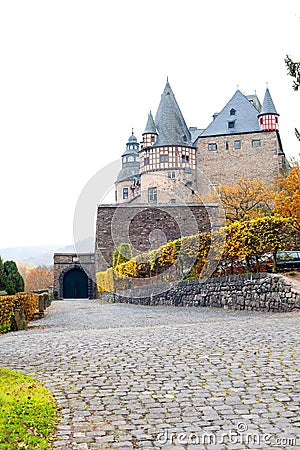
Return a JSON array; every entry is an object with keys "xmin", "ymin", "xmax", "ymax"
[
  {"xmin": 217, "ymin": 178, "xmax": 274, "ymax": 222},
  {"xmin": 25, "ymin": 266, "xmax": 54, "ymax": 292},
  {"xmin": 274, "ymin": 166, "xmax": 300, "ymax": 231}
]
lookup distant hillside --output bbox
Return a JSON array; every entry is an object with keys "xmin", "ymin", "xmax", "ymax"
[
  {"xmin": 0, "ymin": 237, "xmax": 94, "ymax": 267},
  {"xmin": 0, "ymin": 244, "xmax": 74, "ymax": 267}
]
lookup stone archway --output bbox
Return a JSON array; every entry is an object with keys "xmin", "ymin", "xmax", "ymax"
[{"xmin": 62, "ymin": 267, "xmax": 89, "ymax": 299}]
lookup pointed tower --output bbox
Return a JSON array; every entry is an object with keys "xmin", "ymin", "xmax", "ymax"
[
  {"xmin": 115, "ymin": 130, "xmax": 140, "ymax": 204},
  {"xmin": 154, "ymin": 80, "xmax": 192, "ymax": 146},
  {"xmin": 138, "ymin": 80, "xmax": 198, "ymax": 205},
  {"xmin": 141, "ymin": 111, "xmax": 157, "ymax": 149},
  {"xmin": 258, "ymin": 88, "xmax": 279, "ymax": 131}
]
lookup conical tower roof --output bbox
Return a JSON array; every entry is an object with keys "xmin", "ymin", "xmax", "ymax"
[
  {"xmin": 154, "ymin": 80, "xmax": 192, "ymax": 146},
  {"xmin": 259, "ymin": 87, "xmax": 278, "ymax": 115},
  {"xmin": 143, "ymin": 111, "xmax": 157, "ymax": 134}
]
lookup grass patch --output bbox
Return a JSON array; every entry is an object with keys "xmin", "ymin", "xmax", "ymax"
[{"xmin": 0, "ymin": 368, "xmax": 59, "ymax": 449}]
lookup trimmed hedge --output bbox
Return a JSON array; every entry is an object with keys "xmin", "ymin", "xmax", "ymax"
[{"xmin": 0, "ymin": 292, "xmax": 41, "ymax": 333}]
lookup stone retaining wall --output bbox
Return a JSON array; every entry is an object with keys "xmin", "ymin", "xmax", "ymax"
[{"xmin": 100, "ymin": 273, "xmax": 300, "ymax": 312}]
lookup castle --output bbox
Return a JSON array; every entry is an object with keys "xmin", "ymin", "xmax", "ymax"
[
  {"xmin": 115, "ymin": 80, "xmax": 287, "ymax": 205},
  {"xmin": 54, "ymin": 80, "xmax": 288, "ymax": 299}
]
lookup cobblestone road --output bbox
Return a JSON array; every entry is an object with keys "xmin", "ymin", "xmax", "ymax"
[{"xmin": 0, "ymin": 300, "xmax": 300, "ymax": 449}]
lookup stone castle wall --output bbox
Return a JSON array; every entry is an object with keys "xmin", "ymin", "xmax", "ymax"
[
  {"xmin": 102, "ymin": 273, "xmax": 300, "ymax": 313},
  {"xmin": 95, "ymin": 203, "xmax": 219, "ymax": 272},
  {"xmin": 196, "ymin": 130, "xmax": 285, "ymax": 190}
]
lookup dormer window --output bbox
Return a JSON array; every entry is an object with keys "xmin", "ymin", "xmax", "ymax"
[
  {"xmin": 230, "ymin": 108, "xmax": 236, "ymax": 116},
  {"xmin": 228, "ymin": 121, "xmax": 235, "ymax": 129}
]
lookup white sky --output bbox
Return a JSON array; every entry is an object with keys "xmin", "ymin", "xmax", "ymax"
[{"xmin": 0, "ymin": 0, "xmax": 299, "ymax": 249}]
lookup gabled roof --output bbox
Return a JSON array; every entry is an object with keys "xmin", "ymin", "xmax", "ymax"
[
  {"xmin": 259, "ymin": 88, "xmax": 278, "ymax": 115},
  {"xmin": 143, "ymin": 111, "xmax": 157, "ymax": 134},
  {"xmin": 154, "ymin": 81, "xmax": 192, "ymax": 146},
  {"xmin": 200, "ymin": 90, "xmax": 261, "ymax": 137}
]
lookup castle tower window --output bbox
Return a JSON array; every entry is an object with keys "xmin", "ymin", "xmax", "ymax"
[
  {"xmin": 168, "ymin": 172, "xmax": 176, "ymax": 178},
  {"xmin": 234, "ymin": 140, "xmax": 241, "ymax": 149},
  {"xmin": 182, "ymin": 154, "xmax": 189, "ymax": 163},
  {"xmin": 225, "ymin": 141, "xmax": 229, "ymax": 150},
  {"xmin": 144, "ymin": 156, "xmax": 150, "ymax": 166},
  {"xmin": 160, "ymin": 154, "xmax": 169, "ymax": 163},
  {"xmin": 148, "ymin": 187, "xmax": 157, "ymax": 203},
  {"xmin": 252, "ymin": 139, "xmax": 261, "ymax": 147},
  {"xmin": 228, "ymin": 121, "xmax": 235, "ymax": 129},
  {"xmin": 123, "ymin": 188, "xmax": 129, "ymax": 199},
  {"xmin": 208, "ymin": 143, "xmax": 217, "ymax": 151},
  {"xmin": 230, "ymin": 108, "xmax": 236, "ymax": 116}
]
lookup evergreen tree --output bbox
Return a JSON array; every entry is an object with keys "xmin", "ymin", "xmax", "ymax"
[
  {"xmin": 0, "ymin": 256, "xmax": 6, "ymax": 291},
  {"xmin": 3, "ymin": 261, "xmax": 24, "ymax": 294},
  {"xmin": 285, "ymin": 55, "xmax": 300, "ymax": 141}
]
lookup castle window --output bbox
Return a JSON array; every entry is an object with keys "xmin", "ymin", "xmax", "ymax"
[
  {"xmin": 182, "ymin": 154, "xmax": 189, "ymax": 162},
  {"xmin": 148, "ymin": 187, "xmax": 157, "ymax": 203},
  {"xmin": 230, "ymin": 108, "xmax": 236, "ymax": 116},
  {"xmin": 208, "ymin": 143, "xmax": 217, "ymax": 151},
  {"xmin": 228, "ymin": 121, "xmax": 235, "ymax": 129},
  {"xmin": 115, "ymin": 191, "xmax": 117, "ymax": 202},
  {"xmin": 144, "ymin": 157, "xmax": 150, "ymax": 166},
  {"xmin": 160, "ymin": 154, "xmax": 169, "ymax": 163},
  {"xmin": 252, "ymin": 139, "xmax": 261, "ymax": 147},
  {"xmin": 234, "ymin": 140, "xmax": 241, "ymax": 149},
  {"xmin": 127, "ymin": 156, "xmax": 134, "ymax": 162},
  {"xmin": 225, "ymin": 141, "xmax": 229, "ymax": 150},
  {"xmin": 123, "ymin": 188, "xmax": 128, "ymax": 199},
  {"xmin": 260, "ymin": 117, "xmax": 263, "ymax": 125},
  {"xmin": 168, "ymin": 172, "xmax": 175, "ymax": 178}
]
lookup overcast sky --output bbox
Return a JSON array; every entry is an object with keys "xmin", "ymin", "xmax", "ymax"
[{"xmin": 0, "ymin": 0, "xmax": 299, "ymax": 249}]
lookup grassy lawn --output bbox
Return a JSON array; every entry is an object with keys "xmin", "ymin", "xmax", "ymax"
[{"xmin": 0, "ymin": 368, "xmax": 59, "ymax": 449}]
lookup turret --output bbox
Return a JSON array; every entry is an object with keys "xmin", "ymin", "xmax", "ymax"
[
  {"xmin": 258, "ymin": 87, "xmax": 279, "ymax": 131},
  {"xmin": 141, "ymin": 111, "xmax": 157, "ymax": 149},
  {"xmin": 115, "ymin": 130, "xmax": 140, "ymax": 203}
]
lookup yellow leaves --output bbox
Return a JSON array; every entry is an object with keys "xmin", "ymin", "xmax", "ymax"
[
  {"xmin": 274, "ymin": 166, "xmax": 300, "ymax": 231},
  {"xmin": 217, "ymin": 177, "xmax": 275, "ymax": 223}
]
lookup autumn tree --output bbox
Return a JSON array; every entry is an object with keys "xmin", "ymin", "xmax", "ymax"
[
  {"xmin": 112, "ymin": 243, "xmax": 133, "ymax": 268},
  {"xmin": 17, "ymin": 261, "xmax": 35, "ymax": 280},
  {"xmin": 216, "ymin": 178, "xmax": 275, "ymax": 223},
  {"xmin": 274, "ymin": 166, "xmax": 300, "ymax": 231},
  {"xmin": 25, "ymin": 266, "xmax": 54, "ymax": 292}
]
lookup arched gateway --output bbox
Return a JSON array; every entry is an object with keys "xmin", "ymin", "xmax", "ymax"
[{"xmin": 53, "ymin": 253, "xmax": 96, "ymax": 299}]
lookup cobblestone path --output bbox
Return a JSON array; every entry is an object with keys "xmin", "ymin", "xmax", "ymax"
[{"xmin": 0, "ymin": 300, "xmax": 300, "ymax": 450}]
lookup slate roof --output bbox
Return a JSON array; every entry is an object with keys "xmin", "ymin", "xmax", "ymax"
[
  {"xmin": 189, "ymin": 127, "xmax": 205, "ymax": 144},
  {"xmin": 121, "ymin": 132, "xmax": 139, "ymax": 157},
  {"xmin": 259, "ymin": 88, "xmax": 278, "ymax": 115},
  {"xmin": 200, "ymin": 90, "xmax": 261, "ymax": 137},
  {"xmin": 154, "ymin": 81, "xmax": 192, "ymax": 147},
  {"xmin": 144, "ymin": 111, "xmax": 157, "ymax": 134},
  {"xmin": 116, "ymin": 167, "xmax": 140, "ymax": 182}
]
